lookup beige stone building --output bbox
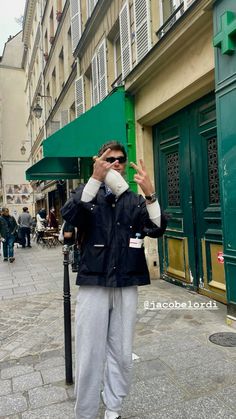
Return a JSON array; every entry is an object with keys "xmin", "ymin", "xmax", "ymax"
[
  {"xmin": 66, "ymin": 0, "xmax": 216, "ymax": 284},
  {"xmin": 0, "ymin": 32, "xmax": 31, "ymax": 220},
  {"xmin": 25, "ymin": 0, "xmax": 232, "ymax": 308},
  {"xmin": 23, "ymin": 0, "xmax": 76, "ymax": 219}
]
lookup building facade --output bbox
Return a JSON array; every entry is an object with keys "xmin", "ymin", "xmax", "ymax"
[
  {"xmin": 68, "ymin": 0, "xmax": 220, "ymax": 294},
  {"xmin": 23, "ymin": 0, "xmax": 76, "ymax": 220},
  {"xmin": 25, "ymin": 0, "xmax": 236, "ymax": 324},
  {"xmin": 0, "ymin": 32, "xmax": 32, "ymax": 220}
]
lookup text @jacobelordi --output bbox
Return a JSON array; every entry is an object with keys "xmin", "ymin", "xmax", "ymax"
[{"xmin": 144, "ymin": 300, "xmax": 218, "ymax": 310}]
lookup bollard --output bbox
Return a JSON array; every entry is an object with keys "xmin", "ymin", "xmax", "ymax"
[{"xmin": 63, "ymin": 245, "xmax": 73, "ymax": 385}]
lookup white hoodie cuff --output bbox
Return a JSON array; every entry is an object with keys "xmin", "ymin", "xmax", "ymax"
[
  {"xmin": 81, "ymin": 177, "xmax": 102, "ymax": 202},
  {"xmin": 146, "ymin": 199, "xmax": 161, "ymax": 227}
]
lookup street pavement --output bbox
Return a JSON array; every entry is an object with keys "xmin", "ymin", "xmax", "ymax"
[{"xmin": 0, "ymin": 242, "xmax": 236, "ymax": 418}]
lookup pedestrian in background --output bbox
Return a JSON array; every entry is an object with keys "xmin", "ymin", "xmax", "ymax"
[
  {"xmin": 0, "ymin": 207, "xmax": 17, "ymax": 262},
  {"xmin": 48, "ymin": 207, "xmax": 58, "ymax": 228},
  {"xmin": 31, "ymin": 216, "xmax": 37, "ymax": 236},
  {"xmin": 62, "ymin": 220, "xmax": 80, "ymax": 273},
  {"xmin": 18, "ymin": 207, "xmax": 32, "ymax": 248},
  {"xmin": 61, "ymin": 140, "xmax": 167, "ymax": 419},
  {"xmin": 36, "ymin": 208, "xmax": 47, "ymax": 243},
  {"xmin": 61, "ymin": 220, "xmax": 76, "ymax": 246}
]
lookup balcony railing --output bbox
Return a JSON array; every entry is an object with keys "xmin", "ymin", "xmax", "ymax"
[
  {"xmin": 111, "ymin": 74, "xmax": 123, "ymax": 89},
  {"xmin": 156, "ymin": 2, "xmax": 185, "ymax": 39}
]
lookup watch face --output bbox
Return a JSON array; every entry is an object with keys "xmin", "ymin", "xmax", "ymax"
[{"xmin": 145, "ymin": 193, "xmax": 156, "ymax": 200}]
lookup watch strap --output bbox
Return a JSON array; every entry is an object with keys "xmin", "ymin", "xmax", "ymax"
[{"xmin": 145, "ymin": 192, "xmax": 157, "ymax": 203}]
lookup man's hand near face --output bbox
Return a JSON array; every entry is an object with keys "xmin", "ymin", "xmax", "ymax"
[{"xmin": 92, "ymin": 148, "xmax": 119, "ymax": 182}]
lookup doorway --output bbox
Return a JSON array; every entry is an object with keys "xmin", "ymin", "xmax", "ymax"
[{"xmin": 153, "ymin": 93, "xmax": 226, "ymax": 303}]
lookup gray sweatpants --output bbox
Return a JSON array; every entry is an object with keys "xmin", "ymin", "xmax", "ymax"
[{"xmin": 74, "ymin": 286, "xmax": 138, "ymax": 419}]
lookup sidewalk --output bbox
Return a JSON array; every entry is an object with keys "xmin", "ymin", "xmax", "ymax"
[{"xmin": 0, "ymin": 243, "xmax": 236, "ymax": 418}]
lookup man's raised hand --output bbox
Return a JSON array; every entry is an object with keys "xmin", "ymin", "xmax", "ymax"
[{"xmin": 130, "ymin": 159, "xmax": 155, "ymax": 196}]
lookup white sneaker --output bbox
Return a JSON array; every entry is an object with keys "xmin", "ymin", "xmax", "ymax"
[{"xmin": 104, "ymin": 409, "xmax": 121, "ymax": 419}]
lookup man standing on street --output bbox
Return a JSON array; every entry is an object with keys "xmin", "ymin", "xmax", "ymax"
[
  {"xmin": 0, "ymin": 207, "xmax": 17, "ymax": 262},
  {"xmin": 61, "ymin": 141, "xmax": 167, "ymax": 419},
  {"xmin": 18, "ymin": 207, "xmax": 32, "ymax": 248}
]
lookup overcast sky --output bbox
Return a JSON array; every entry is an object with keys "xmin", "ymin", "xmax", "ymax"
[{"xmin": 0, "ymin": 0, "xmax": 26, "ymax": 55}]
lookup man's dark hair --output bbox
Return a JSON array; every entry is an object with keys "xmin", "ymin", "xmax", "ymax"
[
  {"xmin": 23, "ymin": 207, "xmax": 28, "ymax": 212},
  {"xmin": 98, "ymin": 141, "xmax": 127, "ymax": 161}
]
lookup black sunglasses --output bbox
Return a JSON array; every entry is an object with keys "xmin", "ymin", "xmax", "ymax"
[{"xmin": 106, "ymin": 156, "xmax": 126, "ymax": 164}]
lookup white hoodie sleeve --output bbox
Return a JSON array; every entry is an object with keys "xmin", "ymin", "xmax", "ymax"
[
  {"xmin": 146, "ymin": 200, "xmax": 161, "ymax": 227},
  {"xmin": 81, "ymin": 177, "xmax": 102, "ymax": 202}
]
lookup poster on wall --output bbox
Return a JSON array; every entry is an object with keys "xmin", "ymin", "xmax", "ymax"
[{"xmin": 5, "ymin": 184, "xmax": 32, "ymax": 205}]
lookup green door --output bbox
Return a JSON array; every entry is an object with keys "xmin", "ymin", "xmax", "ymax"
[{"xmin": 154, "ymin": 93, "xmax": 226, "ymax": 303}]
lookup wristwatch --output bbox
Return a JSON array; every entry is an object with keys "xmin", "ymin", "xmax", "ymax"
[{"xmin": 145, "ymin": 192, "xmax": 157, "ymax": 204}]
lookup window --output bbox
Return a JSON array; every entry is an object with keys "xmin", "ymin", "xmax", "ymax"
[
  {"xmin": 162, "ymin": 0, "xmax": 177, "ymax": 23},
  {"xmin": 184, "ymin": 0, "xmax": 196, "ymax": 9},
  {"xmin": 44, "ymin": 30, "xmax": 48, "ymax": 55},
  {"xmin": 114, "ymin": 35, "xmax": 122, "ymax": 79},
  {"xmin": 159, "ymin": 0, "xmax": 184, "ymax": 37},
  {"xmin": 91, "ymin": 39, "xmax": 108, "ymax": 105},
  {"xmin": 52, "ymin": 67, "xmax": 56, "ymax": 104},
  {"xmin": 134, "ymin": 0, "xmax": 151, "ymax": 63},
  {"xmin": 70, "ymin": 0, "xmax": 82, "ymax": 52},
  {"xmin": 50, "ymin": 8, "xmax": 54, "ymax": 41},
  {"xmin": 50, "ymin": 121, "xmax": 60, "ymax": 135},
  {"xmin": 84, "ymin": 65, "xmax": 92, "ymax": 109},
  {"xmin": 87, "ymin": 0, "xmax": 98, "ymax": 19},
  {"xmin": 70, "ymin": 102, "xmax": 76, "ymax": 121},
  {"xmin": 60, "ymin": 110, "xmax": 70, "ymax": 127},
  {"xmin": 67, "ymin": 28, "xmax": 73, "ymax": 70},
  {"xmin": 59, "ymin": 48, "xmax": 65, "ymax": 88},
  {"xmin": 91, "ymin": 54, "xmax": 99, "ymax": 106},
  {"xmin": 46, "ymin": 84, "xmax": 52, "ymax": 116},
  {"xmin": 75, "ymin": 76, "xmax": 85, "ymax": 117},
  {"xmin": 97, "ymin": 40, "xmax": 108, "ymax": 101},
  {"xmin": 46, "ymin": 84, "xmax": 50, "ymax": 99},
  {"xmin": 119, "ymin": 2, "xmax": 132, "ymax": 79}
]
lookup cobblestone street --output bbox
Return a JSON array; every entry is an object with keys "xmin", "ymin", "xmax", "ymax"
[{"xmin": 0, "ymin": 243, "xmax": 236, "ymax": 418}]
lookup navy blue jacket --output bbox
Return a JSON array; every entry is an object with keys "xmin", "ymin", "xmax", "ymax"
[
  {"xmin": 0, "ymin": 215, "xmax": 17, "ymax": 239},
  {"xmin": 61, "ymin": 185, "xmax": 167, "ymax": 287}
]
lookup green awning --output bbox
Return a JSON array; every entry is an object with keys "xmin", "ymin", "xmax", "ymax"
[
  {"xmin": 43, "ymin": 88, "xmax": 127, "ymax": 158},
  {"xmin": 26, "ymin": 157, "xmax": 79, "ymax": 180},
  {"xmin": 26, "ymin": 88, "xmax": 128, "ymax": 181}
]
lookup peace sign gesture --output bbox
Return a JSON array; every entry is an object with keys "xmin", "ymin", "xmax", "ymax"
[{"xmin": 130, "ymin": 159, "xmax": 155, "ymax": 196}]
